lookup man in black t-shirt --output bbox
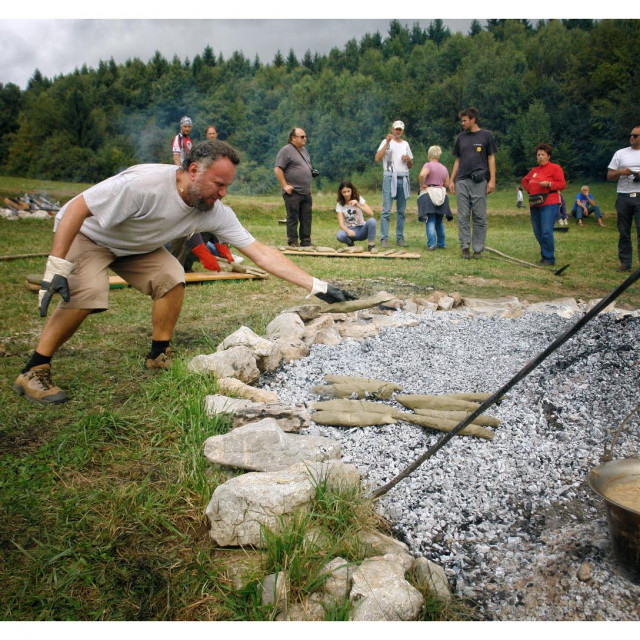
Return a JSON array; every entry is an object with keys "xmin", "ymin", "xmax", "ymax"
[{"xmin": 449, "ymin": 107, "xmax": 497, "ymax": 259}]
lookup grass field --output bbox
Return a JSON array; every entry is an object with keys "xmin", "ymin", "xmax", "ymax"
[{"xmin": 1, "ymin": 175, "xmax": 639, "ymax": 620}]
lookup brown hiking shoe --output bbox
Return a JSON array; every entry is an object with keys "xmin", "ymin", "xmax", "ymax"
[
  {"xmin": 462, "ymin": 248, "xmax": 471, "ymax": 259},
  {"xmin": 145, "ymin": 347, "xmax": 175, "ymax": 370},
  {"xmin": 13, "ymin": 364, "xmax": 68, "ymax": 405},
  {"xmin": 473, "ymin": 251, "xmax": 483, "ymax": 259}
]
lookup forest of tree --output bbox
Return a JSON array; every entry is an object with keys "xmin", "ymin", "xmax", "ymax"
[{"xmin": 0, "ymin": 19, "xmax": 638, "ymax": 193}]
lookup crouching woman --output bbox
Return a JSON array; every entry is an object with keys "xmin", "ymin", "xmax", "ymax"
[{"xmin": 335, "ymin": 181, "xmax": 377, "ymax": 251}]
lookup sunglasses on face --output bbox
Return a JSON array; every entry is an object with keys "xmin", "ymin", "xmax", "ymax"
[{"xmin": 631, "ymin": 134, "xmax": 640, "ymax": 138}]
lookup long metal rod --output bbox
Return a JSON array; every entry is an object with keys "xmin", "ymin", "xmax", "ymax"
[{"xmin": 371, "ymin": 267, "xmax": 640, "ymax": 500}]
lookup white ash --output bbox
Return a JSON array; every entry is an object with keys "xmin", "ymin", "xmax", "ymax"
[{"xmin": 259, "ymin": 309, "xmax": 640, "ymax": 620}]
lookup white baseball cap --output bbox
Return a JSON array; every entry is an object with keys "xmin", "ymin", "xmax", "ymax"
[{"xmin": 392, "ymin": 120, "xmax": 405, "ymax": 130}]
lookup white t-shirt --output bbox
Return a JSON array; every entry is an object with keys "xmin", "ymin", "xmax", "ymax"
[
  {"xmin": 608, "ymin": 147, "xmax": 640, "ymax": 193},
  {"xmin": 336, "ymin": 196, "xmax": 367, "ymax": 227},
  {"xmin": 377, "ymin": 138, "xmax": 413, "ymax": 174},
  {"xmin": 55, "ymin": 164, "xmax": 255, "ymax": 256}
]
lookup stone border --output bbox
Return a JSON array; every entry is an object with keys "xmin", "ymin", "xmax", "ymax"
[{"xmin": 192, "ymin": 292, "xmax": 637, "ymax": 621}]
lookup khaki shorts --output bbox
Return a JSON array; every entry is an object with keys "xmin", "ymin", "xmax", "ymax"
[{"xmin": 58, "ymin": 233, "xmax": 186, "ymax": 312}]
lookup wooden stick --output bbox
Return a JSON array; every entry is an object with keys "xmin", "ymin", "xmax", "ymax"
[
  {"xmin": 0, "ymin": 252, "xmax": 48, "ymax": 261},
  {"xmin": 485, "ymin": 246, "xmax": 546, "ymax": 270},
  {"xmin": 485, "ymin": 246, "xmax": 570, "ymax": 276}
]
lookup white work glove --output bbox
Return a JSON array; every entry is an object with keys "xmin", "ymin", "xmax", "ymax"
[
  {"xmin": 39, "ymin": 256, "xmax": 74, "ymax": 317},
  {"xmin": 308, "ymin": 277, "xmax": 357, "ymax": 304}
]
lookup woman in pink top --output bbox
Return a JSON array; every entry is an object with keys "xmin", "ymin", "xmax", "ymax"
[{"xmin": 417, "ymin": 146, "xmax": 453, "ymax": 250}]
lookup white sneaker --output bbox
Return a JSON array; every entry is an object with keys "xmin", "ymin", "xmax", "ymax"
[{"xmin": 231, "ymin": 254, "xmax": 244, "ymax": 264}]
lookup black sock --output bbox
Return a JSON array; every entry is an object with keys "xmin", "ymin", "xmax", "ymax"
[
  {"xmin": 22, "ymin": 351, "xmax": 52, "ymax": 373},
  {"xmin": 148, "ymin": 340, "xmax": 170, "ymax": 360}
]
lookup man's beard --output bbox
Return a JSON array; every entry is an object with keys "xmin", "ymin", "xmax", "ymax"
[{"xmin": 187, "ymin": 183, "xmax": 215, "ymax": 212}]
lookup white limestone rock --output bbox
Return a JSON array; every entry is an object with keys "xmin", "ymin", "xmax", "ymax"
[
  {"xmin": 216, "ymin": 326, "xmax": 274, "ymax": 357},
  {"xmin": 261, "ymin": 571, "xmax": 289, "ymax": 611},
  {"xmin": 204, "ymin": 395, "xmax": 309, "ymax": 432},
  {"xmin": 412, "ymin": 557, "xmax": 452, "ymax": 601},
  {"xmin": 189, "ymin": 345, "xmax": 260, "ymax": 383},
  {"xmin": 359, "ymin": 529, "xmax": 414, "ymax": 573},
  {"xmin": 349, "ymin": 554, "xmax": 424, "ymax": 621},
  {"xmin": 462, "ymin": 296, "xmax": 524, "ymax": 317},
  {"xmin": 265, "ymin": 312, "xmax": 306, "ymax": 341},
  {"xmin": 203, "ymin": 418, "xmax": 341, "ymax": 471},
  {"xmin": 206, "ymin": 460, "xmax": 360, "ymax": 547},
  {"xmin": 257, "ymin": 338, "xmax": 309, "ymax": 372}
]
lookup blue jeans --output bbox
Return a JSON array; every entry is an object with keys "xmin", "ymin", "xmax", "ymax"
[
  {"xmin": 336, "ymin": 218, "xmax": 377, "ymax": 244},
  {"xmin": 573, "ymin": 204, "xmax": 602, "ymax": 220},
  {"xmin": 381, "ymin": 175, "xmax": 407, "ymax": 241},
  {"xmin": 530, "ymin": 204, "xmax": 558, "ymax": 263},
  {"xmin": 425, "ymin": 214, "xmax": 445, "ymax": 248}
]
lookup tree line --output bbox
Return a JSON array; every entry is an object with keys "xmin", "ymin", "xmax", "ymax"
[{"xmin": 0, "ymin": 19, "xmax": 638, "ymax": 194}]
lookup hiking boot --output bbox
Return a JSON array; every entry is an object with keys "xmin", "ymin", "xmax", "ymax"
[
  {"xmin": 13, "ymin": 364, "xmax": 68, "ymax": 405},
  {"xmin": 367, "ymin": 244, "xmax": 375, "ymax": 252},
  {"xmin": 473, "ymin": 251, "xmax": 483, "ymax": 259},
  {"xmin": 288, "ymin": 240, "xmax": 300, "ymax": 247},
  {"xmin": 618, "ymin": 264, "xmax": 632, "ymax": 272},
  {"xmin": 347, "ymin": 239, "xmax": 355, "ymax": 247},
  {"xmin": 462, "ymin": 248, "xmax": 471, "ymax": 259},
  {"xmin": 380, "ymin": 239, "xmax": 389, "ymax": 248},
  {"xmin": 397, "ymin": 239, "xmax": 409, "ymax": 247},
  {"xmin": 145, "ymin": 347, "xmax": 175, "ymax": 370}
]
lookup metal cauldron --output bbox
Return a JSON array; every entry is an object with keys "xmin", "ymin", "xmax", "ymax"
[{"xmin": 587, "ymin": 405, "xmax": 640, "ymax": 584}]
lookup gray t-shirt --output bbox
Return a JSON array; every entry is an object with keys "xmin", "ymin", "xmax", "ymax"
[
  {"xmin": 275, "ymin": 143, "xmax": 312, "ymax": 195},
  {"xmin": 54, "ymin": 164, "xmax": 255, "ymax": 256}
]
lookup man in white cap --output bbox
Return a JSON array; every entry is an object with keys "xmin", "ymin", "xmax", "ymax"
[
  {"xmin": 172, "ymin": 116, "xmax": 193, "ymax": 166},
  {"xmin": 375, "ymin": 120, "xmax": 413, "ymax": 247}
]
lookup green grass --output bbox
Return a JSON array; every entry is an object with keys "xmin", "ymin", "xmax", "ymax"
[{"xmin": 1, "ymin": 176, "xmax": 639, "ymax": 620}]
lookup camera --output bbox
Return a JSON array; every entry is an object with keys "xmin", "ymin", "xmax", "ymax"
[
  {"xmin": 311, "ymin": 169, "xmax": 320, "ymax": 178},
  {"xmin": 632, "ymin": 171, "xmax": 640, "ymax": 183}
]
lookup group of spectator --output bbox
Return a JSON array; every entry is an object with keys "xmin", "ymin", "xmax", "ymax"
[
  {"xmin": 275, "ymin": 108, "xmax": 497, "ymax": 257},
  {"xmin": 275, "ymin": 110, "xmax": 639, "ymax": 275}
]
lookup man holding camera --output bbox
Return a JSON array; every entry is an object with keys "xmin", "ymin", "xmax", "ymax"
[
  {"xmin": 449, "ymin": 107, "xmax": 497, "ymax": 260},
  {"xmin": 275, "ymin": 127, "xmax": 316, "ymax": 247},
  {"xmin": 607, "ymin": 125, "xmax": 640, "ymax": 272}
]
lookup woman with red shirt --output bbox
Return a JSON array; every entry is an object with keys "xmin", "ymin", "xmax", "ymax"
[{"xmin": 522, "ymin": 144, "xmax": 567, "ymax": 265}]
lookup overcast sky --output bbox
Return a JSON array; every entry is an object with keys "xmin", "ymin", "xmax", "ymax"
[{"xmin": 1, "ymin": 3, "xmax": 598, "ymax": 90}]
